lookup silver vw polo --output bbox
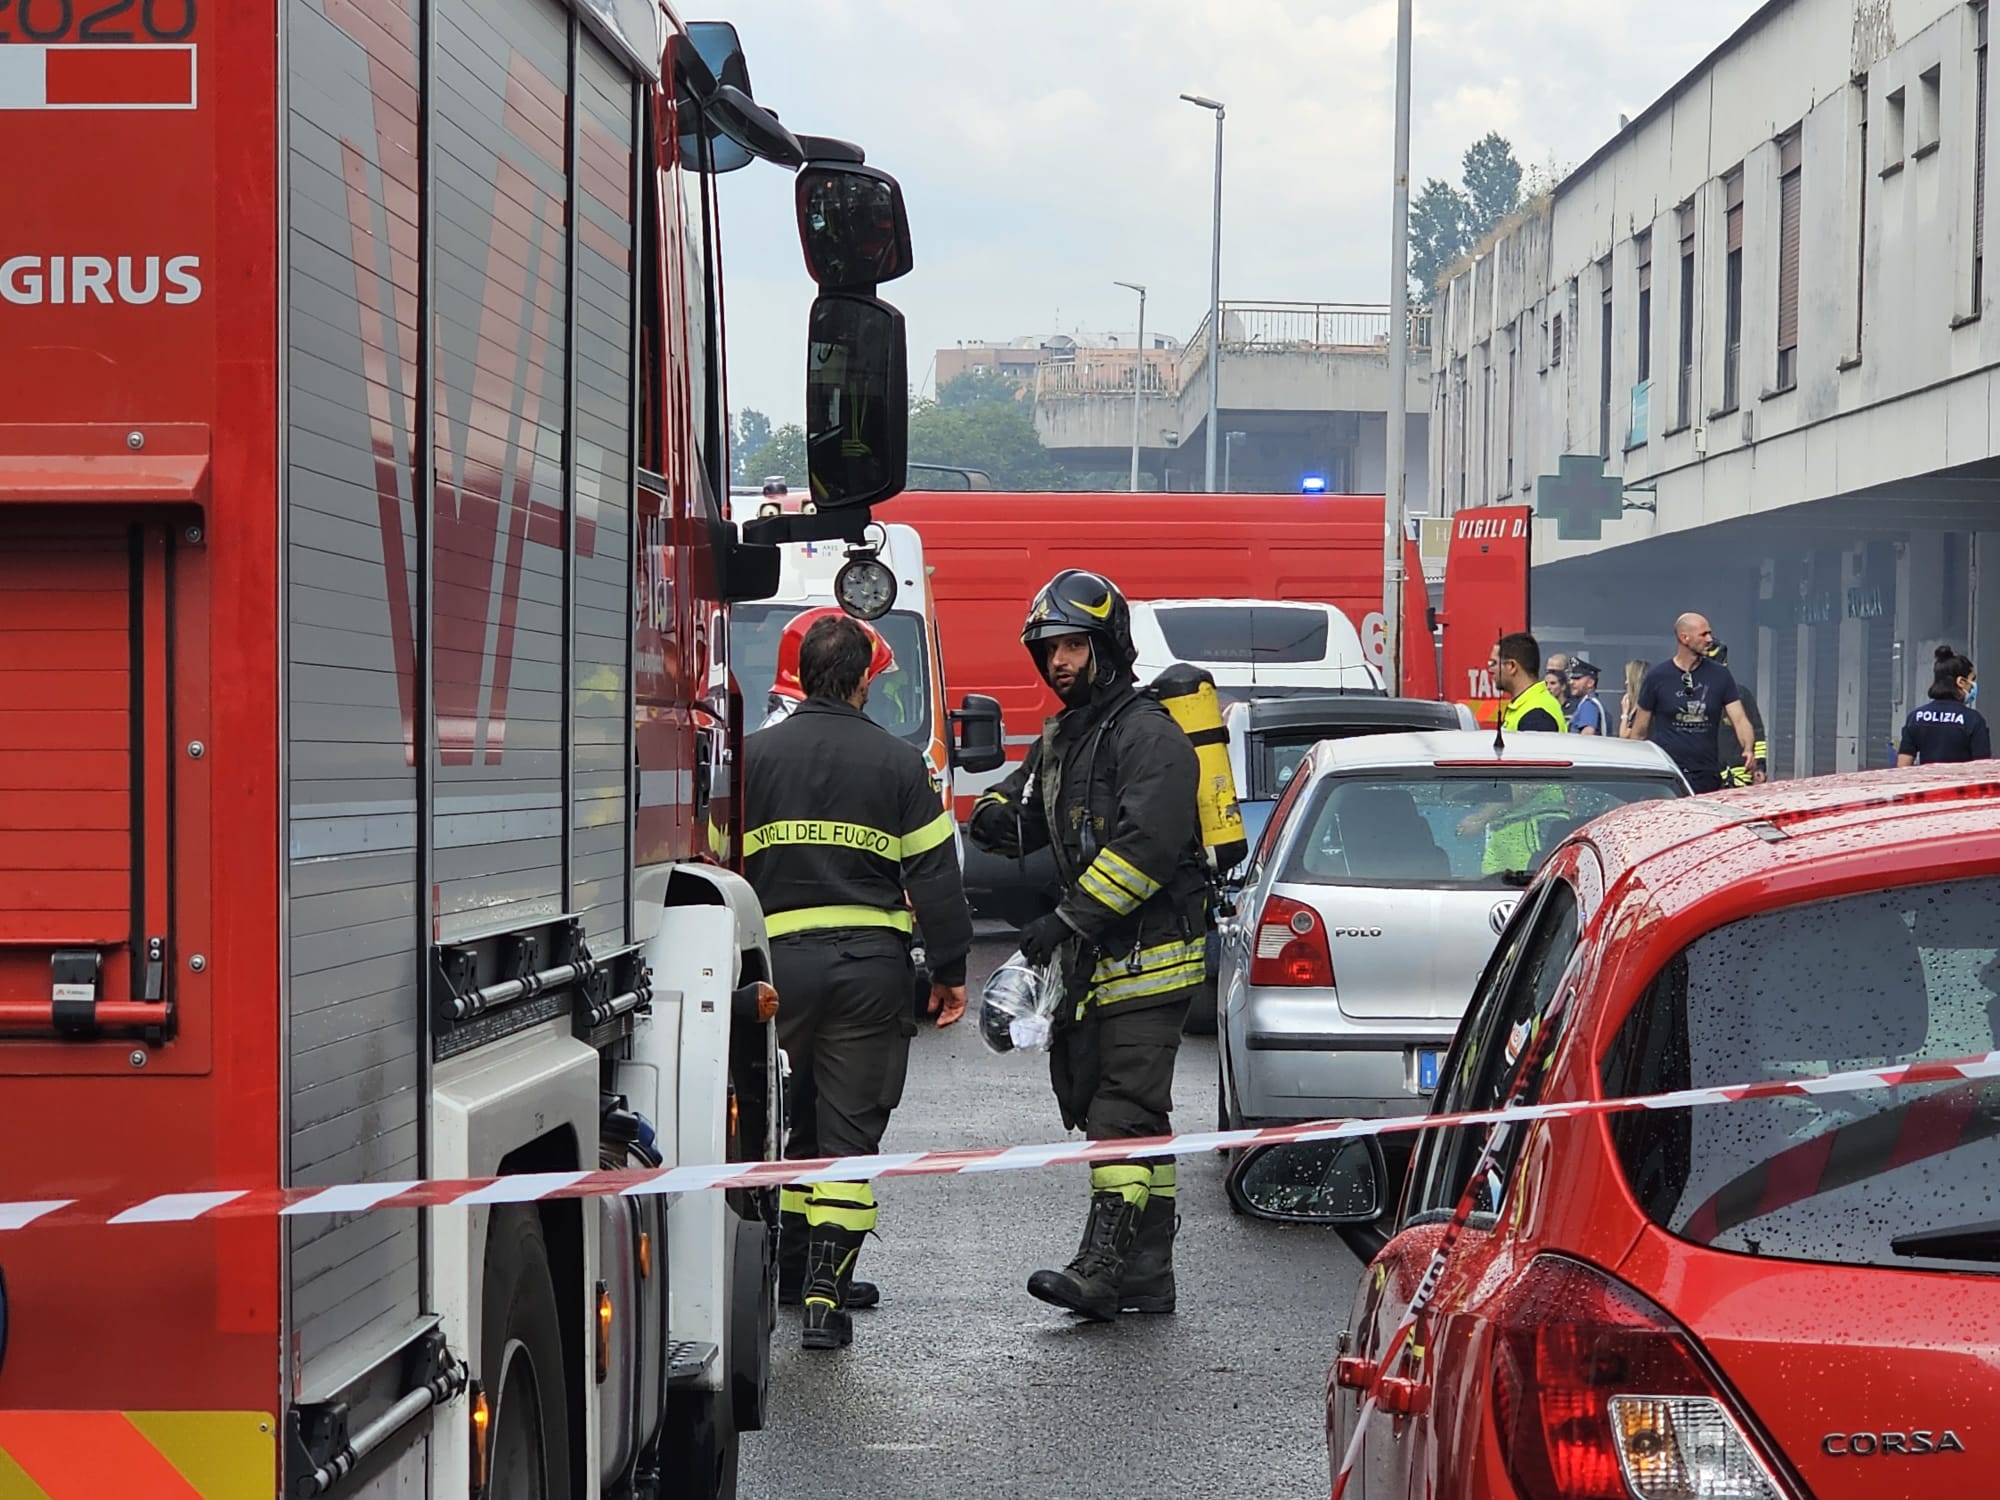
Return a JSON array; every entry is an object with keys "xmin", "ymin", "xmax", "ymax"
[{"xmin": 1216, "ymin": 730, "xmax": 1689, "ymax": 1138}]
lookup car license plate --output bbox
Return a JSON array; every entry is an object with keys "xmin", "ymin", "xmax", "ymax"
[{"xmin": 1416, "ymin": 1048, "xmax": 1444, "ymax": 1094}]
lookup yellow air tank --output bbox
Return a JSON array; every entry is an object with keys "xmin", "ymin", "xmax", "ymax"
[{"xmin": 1149, "ymin": 663, "xmax": 1248, "ymax": 873}]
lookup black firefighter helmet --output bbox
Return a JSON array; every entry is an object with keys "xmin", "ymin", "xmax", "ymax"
[{"xmin": 1021, "ymin": 568, "xmax": 1135, "ymax": 677}]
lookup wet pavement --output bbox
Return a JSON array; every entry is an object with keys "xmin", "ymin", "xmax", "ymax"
[{"xmin": 736, "ymin": 932, "xmax": 1364, "ymax": 1499}]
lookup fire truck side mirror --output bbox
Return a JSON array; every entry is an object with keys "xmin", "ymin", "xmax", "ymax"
[
  {"xmin": 948, "ymin": 694, "xmax": 1006, "ymax": 774},
  {"xmin": 804, "ymin": 293, "xmax": 909, "ymax": 511},
  {"xmin": 795, "ymin": 162, "xmax": 914, "ymax": 290},
  {"xmin": 718, "ymin": 537, "xmax": 782, "ymax": 605}
]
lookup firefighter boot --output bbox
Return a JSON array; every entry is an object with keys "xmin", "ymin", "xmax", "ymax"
[
  {"xmin": 1120, "ymin": 1161, "xmax": 1179, "ymax": 1314},
  {"xmin": 800, "ymin": 1226, "xmax": 864, "ymax": 1351},
  {"xmin": 778, "ymin": 1202, "xmax": 881, "ymax": 1310},
  {"xmin": 1027, "ymin": 1177, "xmax": 1148, "ymax": 1322}
]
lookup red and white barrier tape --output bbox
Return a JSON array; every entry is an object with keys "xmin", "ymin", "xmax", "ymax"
[{"xmin": 3, "ymin": 1045, "xmax": 1997, "ymax": 1234}]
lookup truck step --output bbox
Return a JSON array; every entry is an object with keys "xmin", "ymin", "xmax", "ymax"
[{"xmin": 666, "ymin": 1340, "xmax": 720, "ymax": 1388}]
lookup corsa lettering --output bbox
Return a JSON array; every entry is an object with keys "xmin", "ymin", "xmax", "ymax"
[
  {"xmin": 0, "ymin": 254, "xmax": 202, "ymax": 306},
  {"xmin": 1822, "ymin": 1431, "xmax": 1966, "ymax": 1456}
]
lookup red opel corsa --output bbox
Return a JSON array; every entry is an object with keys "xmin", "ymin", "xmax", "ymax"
[{"xmin": 1325, "ymin": 766, "xmax": 2000, "ymax": 1499}]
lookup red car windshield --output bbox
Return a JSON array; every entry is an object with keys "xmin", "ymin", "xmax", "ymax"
[{"xmin": 1603, "ymin": 876, "xmax": 2000, "ymax": 1275}]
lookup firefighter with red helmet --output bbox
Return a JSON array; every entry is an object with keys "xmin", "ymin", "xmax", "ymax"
[
  {"xmin": 743, "ymin": 613, "xmax": 973, "ymax": 1351},
  {"xmin": 967, "ymin": 569, "xmax": 1207, "ymax": 1321},
  {"xmin": 758, "ymin": 605, "xmax": 897, "ymax": 729}
]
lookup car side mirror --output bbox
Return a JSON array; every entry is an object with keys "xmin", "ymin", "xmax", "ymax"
[
  {"xmin": 795, "ymin": 162, "xmax": 914, "ymax": 290},
  {"xmin": 1224, "ymin": 1138, "xmax": 1384, "ymax": 1224},
  {"xmin": 804, "ymin": 293, "xmax": 909, "ymax": 510},
  {"xmin": 949, "ymin": 693, "xmax": 1005, "ymax": 773}
]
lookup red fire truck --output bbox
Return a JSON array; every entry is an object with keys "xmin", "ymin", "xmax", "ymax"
[{"xmin": 0, "ymin": 5, "xmax": 916, "ymax": 1497}]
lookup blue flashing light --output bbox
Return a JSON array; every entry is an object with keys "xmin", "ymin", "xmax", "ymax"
[{"xmin": 1300, "ymin": 475, "xmax": 1328, "ymax": 495}]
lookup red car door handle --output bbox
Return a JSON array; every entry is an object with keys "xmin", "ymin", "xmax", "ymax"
[{"xmin": 1334, "ymin": 1357, "xmax": 1376, "ymax": 1389}]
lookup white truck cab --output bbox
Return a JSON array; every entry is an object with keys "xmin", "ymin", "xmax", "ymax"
[{"xmin": 1129, "ymin": 598, "xmax": 1386, "ymax": 702}]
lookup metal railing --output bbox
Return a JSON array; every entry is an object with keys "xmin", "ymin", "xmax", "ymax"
[{"xmin": 1034, "ymin": 356, "xmax": 1179, "ymax": 401}]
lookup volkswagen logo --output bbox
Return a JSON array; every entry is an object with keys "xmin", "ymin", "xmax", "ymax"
[{"xmin": 1489, "ymin": 899, "xmax": 1518, "ymax": 934}]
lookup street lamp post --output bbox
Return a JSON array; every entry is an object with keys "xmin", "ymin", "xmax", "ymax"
[
  {"xmin": 1181, "ymin": 93, "xmax": 1225, "ymax": 492},
  {"xmin": 1381, "ymin": 0, "xmax": 1414, "ymax": 693},
  {"xmin": 1224, "ymin": 430, "xmax": 1246, "ymax": 492},
  {"xmin": 1114, "ymin": 280, "xmax": 1147, "ymax": 492}
]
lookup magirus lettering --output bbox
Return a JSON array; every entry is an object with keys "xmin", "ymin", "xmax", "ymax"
[{"xmin": 1, "ymin": 255, "xmax": 202, "ymax": 306}]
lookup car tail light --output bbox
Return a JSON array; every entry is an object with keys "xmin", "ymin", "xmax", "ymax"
[
  {"xmin": 1490, "ymin": 1255, "xmax": 1792, "ymax": 1500},
  {"xmin": 1248, "ymin": 893, "xmax": 1333, "ymax": 987}
]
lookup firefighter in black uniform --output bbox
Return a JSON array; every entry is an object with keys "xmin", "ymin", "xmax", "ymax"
[
  {"xmin": 743, "ymin": 614, "xmax": 973, "ymax": 1351},
  {"xmin": 1706, "ymin": 641, "xmax": 1770, "ymax": 786},
  {"xmin": 968, "ymin": 569, "xmax": 1207, "ymax": 1322}
]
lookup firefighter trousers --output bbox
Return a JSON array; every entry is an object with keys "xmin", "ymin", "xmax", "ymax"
[
  {"xmin": 1049, "ymin": 992, "xmax": 1193, "ymax": 1140},
  {"xmin": 773, "ymin": 929, "xmax": 915, "ymax": 1238}
]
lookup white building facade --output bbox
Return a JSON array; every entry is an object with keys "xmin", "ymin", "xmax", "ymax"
[{"xmin": 1433, "ymin": 0, "xmax": 2000, "ymax": 774}]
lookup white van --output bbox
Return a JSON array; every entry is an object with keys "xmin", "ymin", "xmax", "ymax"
[{"xmin": 1129, "ymin": 598, "xmax": 1386, "ymax": 702}]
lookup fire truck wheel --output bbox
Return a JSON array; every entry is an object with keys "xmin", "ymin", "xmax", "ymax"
[
  {"xmin": 729, "ymin": 1213, "xmax": 774, "ymax": 1432},
  {"xmin": 481, "ymin": 1206, "xmax": 573, "ymax": 1500}
]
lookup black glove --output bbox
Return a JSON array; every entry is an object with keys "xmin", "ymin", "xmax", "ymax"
[
  {"xmin": 1018, "ymin": 911, "xmax": 1072, "ymax": 967},
  {"xmin": 969, "ymin": 799, "xmax": 1021, "ymax": 857}
]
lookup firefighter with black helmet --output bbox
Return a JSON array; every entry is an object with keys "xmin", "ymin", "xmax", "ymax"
[
  {"xmin": 1705, "ymin": 640, "xmax": 1769, "ymax": 786},
  {"xmin": 743, "ymin": 613, "xmax": 974, "ymax": 1352},
  {"xmin": 967, "ymin": 568, "xmax": 1207, "ymax": 1322}
]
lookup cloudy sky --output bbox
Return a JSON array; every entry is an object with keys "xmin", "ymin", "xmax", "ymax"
[{"xmin": 715, "ymin": 0, "xmax": 1752, "ymax": 427}]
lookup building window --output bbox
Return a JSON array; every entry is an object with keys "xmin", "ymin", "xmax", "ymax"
[
  {"xmin": 1636, "ymin": 232, "xmax": 1653, "ymax": 384},
  {"xmin": 1483, "ymin": 355, "xmax": 1494, "ymax": 499},
  {"xmin": 1551, "ymin": 310, "xmax": 1564, "ymax": 365},
  {"xmin": 1919, "ymin": 64, "xmax": 1943, "ymax": 154},
  {"xmin": 1777, "ymin": 131, "xmax": 1802, "ymax": 390},
  {"xmin": 1678, "ymin": 203, "xmax": 1697, "ymax": 422},
  {"xmin": 1506, "ymin": 334, "xmax": 1517, "ymax": 491},
  {"xmin": 1885, "ymin": 87, "xmax": 1907, "ymax": 167},
  {"xmin": 1977, "ymin": 6, "xmax": 1990, "ymax": 308},
  {"xmin": 1851, "ymin": 77, "xmax": 1869, "ymax": 360},
  {"xmin": 1723, "ymin": 169, "xmax": 1745, "ymax": 411},
  {"xmin": 1599, "ymin": 261, "xmax": 1614, "ymax": 459}
]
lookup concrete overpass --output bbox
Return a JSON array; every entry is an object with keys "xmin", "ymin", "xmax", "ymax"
[{"xmin": 1033, "ymin": 301, "xmax": 1433, "ymax": 496}]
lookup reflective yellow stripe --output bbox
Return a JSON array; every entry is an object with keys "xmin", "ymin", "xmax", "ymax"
[
  {"xmin": 1149, "ymin": 1160, "xmax": 1178, "ymax": 1198},
  {"xmin": 0, "ymin": 1411, "xmax": 274, "ymax": 1499},
  {"xmin": 804, "ymin": 1181, "xmax": 878, "ymax": 1232},
  {"xmin": 745, "ymin": 818, "xmax": 901, "ymax": 860},
  {"xmin": 1091, "ymin": 938, "xmax": 1206, "ymax": 982},
  {"xmin": 1078, "ymin": 866, "xmax": 1141, "ymax": 915},
  {"xmin": 1092, "ymin": 960, "xmax": 1206, "ymax": 1006},
  {"xmin": 902, "ymin": 809, "xmax": 956, "ymax": 857},
  {"xmin": 779, "ymin": 1186, "xmax": 810, "ymax": 1216},
  {"xmin": 1096, "ymin": 849, "xmax": 1162, "ymax": 901},
  {"xmin": 766, "ymin": 905, "xmax": 914, "ymax": 938},
  {"xmin": 974, "ymin": 791, "xmax": 1009, "ymax": 809},
  {"xmin": 1090, "ymin": 1163, "xmax": 1152, "ymax": 1205}
]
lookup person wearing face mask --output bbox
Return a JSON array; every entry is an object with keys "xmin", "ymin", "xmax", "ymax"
[
  {"xmin": 1898, "ymin": 645, "xmax": 1990, "ymax": 764},
  {"xmin": 968, "ymin": 569, "xmax": 1206, "ymax": 1323}
]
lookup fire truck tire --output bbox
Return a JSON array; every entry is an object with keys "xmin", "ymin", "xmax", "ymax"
[
  {"xmin": 729, "ymin": 1213, "xmax": 774, "ymax": 1433},
  {"xmin": 665, "ymin": 1391, "xmax": 737, "ymax": 1500},
  {"xmin": 481, "ymin": 1206, "xmax": 573, "ymax": 1500}
]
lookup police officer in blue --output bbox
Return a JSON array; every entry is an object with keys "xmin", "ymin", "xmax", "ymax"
[{"xmin": 1898, "ymin": 645, "xmax": 1990, "ymax": 764}]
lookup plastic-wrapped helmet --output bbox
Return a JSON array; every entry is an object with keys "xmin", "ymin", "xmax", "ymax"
[
  {"xmin": 770, "ymin": 606, "xmax": 897, "ymax": 701},
  {"xmin": 1020, "ymin": 569, "xmax": 1134, "ymax": 677},
  {"xmin": 978, "ymin": 954, "xmax": 1044, "ymax": 1055}
]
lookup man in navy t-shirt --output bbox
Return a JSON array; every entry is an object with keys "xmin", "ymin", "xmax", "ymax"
[{"xmin": 1626, "ymin": 613, "xmax": 1760, "ymax": 792}]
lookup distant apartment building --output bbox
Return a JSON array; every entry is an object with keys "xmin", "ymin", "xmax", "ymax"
[{"xmin": 1432, "ymin": 0, "xmax": 2000, "ymax": 777}]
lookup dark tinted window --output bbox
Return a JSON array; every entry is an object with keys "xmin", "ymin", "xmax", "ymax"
[
  {"xmin": 1605, "ymin": 879, "xmax": 2000, "ymax": 1276},
  {"xmin": 1414, "ymin": 883, "xmax": 1580, "ymax": 1216},
  {"xmin": 1154, "ymin": 606, "xmax": 1330, "ymax": 664},
  {"xmin": 1280, "ymin": 773, "xmax": 1681, "ymax": 889},
  {"xmin": 730, "ymin": 605, "xmax": 931, "ymax": 745}
]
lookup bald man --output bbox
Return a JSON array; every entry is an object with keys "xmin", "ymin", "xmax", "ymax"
[{"xmin": 1626, "ymin": 613, "xmax": 1761, "ymax": 792}]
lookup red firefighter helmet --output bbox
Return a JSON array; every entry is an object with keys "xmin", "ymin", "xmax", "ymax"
[{"xmin": 770, "ymin": 606, "xmax": 897, "ymax": 701}]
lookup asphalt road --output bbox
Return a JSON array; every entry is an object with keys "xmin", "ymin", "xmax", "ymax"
[{"xmin": 736, "ymin": 932, "xmax": 1364, "ymax": 1500}]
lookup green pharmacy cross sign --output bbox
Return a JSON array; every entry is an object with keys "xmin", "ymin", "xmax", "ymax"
[{"xmin": 1534, "ymin": 454, "xmax": 1627, "ymax": 541}]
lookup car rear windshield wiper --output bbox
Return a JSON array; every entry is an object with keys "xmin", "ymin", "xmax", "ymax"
[
  {"xmin": 1497, "ymin": 869, "xmax": 1537, "ymax": 887},
  {"xmin": 1890, "ymin": 1221, "xmax": 2000, "ymax": 1262}
]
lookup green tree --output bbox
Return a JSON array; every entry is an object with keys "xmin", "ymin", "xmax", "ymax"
[
  {"xmin": 736, "ymin": 422, "xmax": 807, "ymax": 489},
  {"xmin": 1407, "ymin": 133, "xmax": 1524, "ymax": 294},
  {"xmin": 935, "ymin": 367, "xmax": 1025, "ymax": 411},
  {"xmin": 1461, "ymin": 131, "xmax": 1524, "ymax": 239},
  {"xmin": 908, "ymin": 373, "xmax": 1069, "ymax": 490},
  {"xmin": 1409, "ymin": 177, "xmax": 1471, "ymax": 294}
]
